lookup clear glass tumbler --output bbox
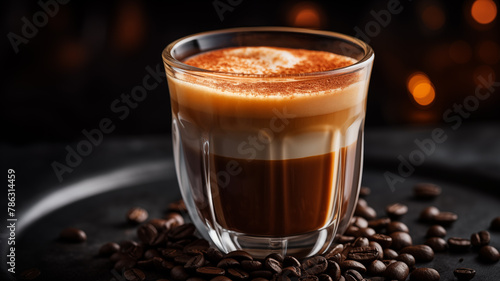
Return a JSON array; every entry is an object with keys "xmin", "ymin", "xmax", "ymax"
[{"xmin": 163, "ymin": 27, "xmax": 374, "ymax": 258}]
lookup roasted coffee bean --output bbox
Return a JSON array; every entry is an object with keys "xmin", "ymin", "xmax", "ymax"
[
  {"xmin": 490, "ymin": 216, "xmax": 500, "ymax": 231},
  {"xmin": 381, "ymin": 259, "xmax": 397, "ymax": 266},
  {"xmin": 217, "ymin": 258, "xmax": 240, "ymax": 268},
  {"xmin": 447, "ymin": 237, "xmax": 471, "ymax": 252},
  {"xmin": 251, "ymin": 278, "xmax": 269, "ymax": 281},
  {"xmin": 385, "ymin": 203, "xmax": 408, "ymax": 220},
  {"xmin": 59, "ymin": 227, "xmax": 87, "ymax": 243},
  {"xmin": 152, "ymin": 231, "xmax": 168, "ymax": 246},
  {"xmin": 471, "ymin": 230, "xmax": 490, "ymax": 247},
  {"xmin": 357, "ymin": 198, "xmax": 368, "ymax": 207},
  {"xmin": 343, "ymin": 269, "xmax": 363, "ymax": 281},
  {"xmin": 413, "ymin": 183, "xmax": 441, "ymax": 199},
  {"xmin": 347, "ymin": 246, "xmax": 379, "ymax": 263},
  {"xmin": 345, "ymin": 226, "xmax": 360, "ymax": 236},
  {"xmin": 115, "ymin": 257, "xmax": 137, "ymax": 272},
  {"xmin": 479, "ymin": 245, "xmax": 500, "ymax": 263},
  {"xmin": 353, "ymin": 237, "xmax": 369, "ymax": 247},
  {"xmin": 354, "ymin": 204, "xmax": 377, "ymax": 220},
  {"xmin": 227, "ymin": 250, "xmax": 254, "ymax": 261},
  {"xmin": 168, "ymin": 199, "xmax": 187, "ymax": 213},
  {"xmin": 241, "ymin": 260, "xmax": 263, "ymax": 271},
  {"xmin": 227, "ymin": 268, "xmax": 250, "ymax": 280},
  {"xmin": 302, "ymin": 256, "xmax": 328, "ymax": 275},
  {"xmin": 300, "ymin": 276, "xmax": 319, "ymax": 281},
  {"xmin": 283, "ymin": 256, "xmax": 301, "ymax": 267},
  {"xmin": 123, "ymin": 268, "xmax": 146, "ymax": 281},
  {"xmin": 384, "ymin": 261, "xmax": 409, "ymax": 281},
  {"xmin": 155, "ymin": 258, "xmax": 175, "ymax": 271},
  {"xmin": 184, "ymin": 239, "xmax": 210, "ymax": 255},
  {"xmin": 359, "ymin": 186, "xmax": 371, "ymax": 197},
  {"xmin": 425, "ymin": 225, "xmax": 446, "ymax": 238},
  {"xmin": 369, "ymin": 241, "xmax": 384, "ymax": 260},
  {"xmin": 136, "ymin": 259, "xmax": 155, "ymax": 269},
  {"xmin": 386, "ymin": 222, "xmax": 409, "ymax": 233},
  {"xmin": 137, "ymin": 223, "xmax": 158, "ymax": 245},
  {"xmin": 186, "ymin": 278, "xmax": 205, "ymax": 281},
  {"xmin": 367, "ymin": 260, "xmax": 386, "ymax": 276},
  {"xmin": 419, "ymin": 206, "xmax": 440, "ymax": 222},
  {"xmin": 383, "ymin": 248, "xmax": 398, "ymax": 260},
  {"xmin": 184, "ymin": 255, "xmax": 205, "ymax": 270},
  {"xmin": 433, "ymin": 212, "xmax": 458, "ymax": 226},
  {"xmin": 396, "ymin": 253, "xmax": 415, "ymax": 269},
  {"xmin": 351, "ymin": 216, "xmax": 368, "ymax": 228},
  {"xmin": 205, "ymin": 247, "xmax": 224, "ymax": 264},
  {"xmin": 127, "ymin": 207, "xmax": 148, "ymax": 224},
  {"xmin": 19, "ymin": 267, "xmax": 41, "ymax": 280},
  {"xmin": 409, "ymin": 267, "xmax": 440, "ymax": 281},
  {"xmin": 211, "ymin": 276, "xmax": 232, "ymax": 281},
  {"xmin": 425, "ymin": 237, "xmax": 447, "ymax": 252},
  {"xmin": 99, "ymin": 242, "xmax": 120, "ymax": 257},
  {"xmin": 390, "ymin": 231, "xmax": 412, "ymax": 251},
  {"xmin": 368, "ymin": 217, "xmax": 391, "ymax": 231},
  {"xmin": 338, "ymin": 235, "xmax": 356, "ymax": 244},
  {"xmin": 366, "ymin": 278, "xmax": 385, "ymax": 281},
  {"xmin": 196, "ymin": 266, "xmax": 225, "ymax": 277},
  {"xmin": 168, "ymin": 223, "xmax": 196, "ymax": 240},
  {"xmin": 453, "ymin": 267, "xmax": 476, "ymax": 281},
  {"xmin": 165, "ymin": 212, "xmax": 185, "ymax": 229},
  {"xmin": 250, "ymin": 270, "xmax": 274, "ymax": 279},
  {"xmin": 400, "ymin": 245, "xmax": 434, "ymax": 262},
  {"xmin": 327, "ymin": 260, "xmax": 341, "ymax": 280},
  {"xmin": 324, "ymin": 244, "xmax": 344, "ymax": 261},
  {"xmin": 318, "ymin": 274, "xmax": 333, "ymax": 281},
  {"xmin": 148, "ymin": 218, "xmax": 170, "ymax": 231},
  {"xmin": 369, "ymin": 233, "xmax": 392, "ymax": 248},
  {"xmin": 265, "ymin": 257, "xmax": 283, "ymax": 274},
  {"xmin": 340, "ymin": 260, "xmax": 366, "ymax": 273},
  {"xmin": 175, "ymin": 254, "xmax": 195, "ymax": 265},
  {"xmin": 265, "ymin": 253, "xmax": 284, "ymax": 263},
  {"xmin": 163, "ymin": 248, "xmax": 183, "ymax": 259},
  {"xmin": 357, "ymin": 227, "xmax": 376, "ymax": 238},
  {"xmin": 281, "ymin": 266, "xmax": 301, "ymax": 278}
]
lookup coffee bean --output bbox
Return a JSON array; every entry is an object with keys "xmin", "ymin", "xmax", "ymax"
[
  {"xmin": 479, "ymin": 245, "xmax": 500, "ymax": 263},
  {"xmin": 300, "ymin": 276, "xmax": 319, "ymax": 281},
  {"xmin": 283, "ymin": 256, "xmax": 301, "ymax": 267},
  {"xmin": 148, "ymin": 218, "xmax": 170, "ymax": 231},
  {"xmin": 387, "ymin": 222, "xmax": 409, "ymax": 234},
  {"xmin": 409, "ymin": 267, "xmax": 440, "ymax": 281},
  {"xmin": 59, "ymin": 227, "xmax": 87, "ymax": 243},
  {"xmin": 162, "ymin": 248, "xmax": 183, "ymax": 259},
  {"xmin": 357, "ymin": 227, "xmax": 376, "ymax": 238},
  {"xmin": 250, "ymin": 270, "xmax": 274, "ymax": 279},
  {"xmin": 265, "ymin": 257, "xmax": 283, "ymax": 274},
  {"xmin": 136, "ymin": 259, "xmax": 155, "ymax": 269},
  {"xmin": 226, "ymin": 250, "xmax": 254, "ymax": 261},
  {"xmin": 324, "ymin": 244, "xmax": 344, "ymax": 261},
  {"xmin": 369, "ymin": 241, "xmax": 384, "ymax": 260},
  {"xmin": 217, "ymin": 258, "xmax": 240, "ymax": 268},
  {"xmin": 127, "ymin": 207, "xmax": 149, "ymax": 224},
  {"xmin": 425, "ymin": 225, "xmax": 446, "ymax": 238},
  {"xmin": 390, "ymin": 231, "xmax": 412, "ymax": 251},
  {"xmin": 338, "ymin": 235, "xmax": 356, "ymax": 244},
  {"xmin": 359, "ymin": 186, "xmax": 371, "ymax": 197},
  {"xmin": 347, "ymin": 246, "xmax": 379, "ymax": 263},
  {"xmin": 471, "ymin": 230, "xmax": 490, "ymax": 247},
  {"xmin": 168, "ymin": 223, "xmax": 196, "ymax": 240},
  {"xmin": 453, "ymin": 267, "xmax": 476, "ymax": 281},
  {"xmin": 20, "ymin": 267, "xmax": 41, "ymax": 280},
  {"xmin": 384, "ymin": 261, "xmax": 409, "ymax": 281},
  {"xmin": 413, "ymin": 183, "xmax": 441, "ymax": 199},
  {"xmin": 196, "ymin": 266, "xmax": 225, "ymax": 277},
  {"xmin": 366, "ymin": 278, "xmax": 384, "ymax": 281},
  {"xmin": 99, "ymin": 242, "xmax": 120, "ymax": 257},
  {"xmin": 175, "ymin": 254, "xmax": 195, "ymax": 265},
  {"xmin": 123, "ymin": 268, "xmax": 146, "ymax": 281},
  {"xmin": 383, "ymin": 248, "xmax": 398, "ymax": 260},
  {"xmin": 205, "ymin": 247, "xmax": 224, "ymax": 264},
  {"xmin": 368, "ymin": 218, "xmax": 391, "ymax": 231},
  {"xmin": 241, "ymin": 260, "xmax": 263, "ymax": 271},
  {"xmin": 184, "ymin": 239, "xmax": 210, "ymax": 255},
  {"xmin": 369, "ymin": 234, "xmax": 392, "ymax": 248},
  {"xmin": 327, "ymin": 260, "xmax": 341, "ymax": 280},
  {"xmin": 340, "ymin": 260, "xmax": 366, "ymax": 273},
  {"xmin": 186, "ymin": 278, "xmax": 205, "ymax": 281},
  {"xmin": 211, "ymin": 276, "xmax": 232, "ymax": 281},
  {"xmin": 447, "ymin": 237, "xmax": 471, "ymax": 252},
  {"xmin": 168, "ymin": 199, "xmax": 187, "ymax": 213},
  {"xmin": 227, "ymin": 268, "xmax": 250, "ymax": 280},
  {"xmin": 433, "ymin": 212, "xmax": 458, "ymax": 226},
  {"xmin": 302, "ymin": 256, "xmax": 328, "ymax": 275},
  {"xmin": 115, "ymin": 257, "xmax": 137, "ymax": 272},
  {"xmin": 419, "ymin": 206, "xmax": 440, "ymax": 222},
  {"xmin": 351, "ymin": 216, "xmax": 368, "ymax": 228},
  {"xmin": 385, "ymin": 203, "xmax": 408, "ymax": 220},
  {"xmin": 265, "ymin": 253, "xmax": 284, "ymax": 263},
  {"xmin": 250, "ymin": 278, "xmax": 269, "ymax": 281},
  {"xmin": 425, "ymin": 237, "xmax": 447, "ymax": 252},
  {"xmin": 357, "ymin": 198, "xmax": 368, "ymax": 207},
  {"xmin": 344, "ymin": 269, "xmax": 364, "ymax": 281},
  {"xmin": 400, "ymin": 245, "xmax": 434, "ymax": 262},
  {"xmin": 490, "ymin": 216, "xmax": 500, "ymax": 231},
  {"xmin": 184, "ymin": 254, "xmax": 205, "ymax": 270},
  {"xmin": 165, "ymin": 212, "xmax": 185, "ymax": 229},
  {"xmin": 396, "ymin": 253, "xmax": 415, "ymax": 269},
  {"xmin": 354, "ymin": 205, "xmax": 377, "ymax": 220},
  {"xmin": 381, "ymin": 259, "xmax": 397, "ymax": 266},
  {"xmin": 345, "ymin": 226, "xmax": 360, "ymax": 237},
  {"xmin": 281, "ymin": 266, "xmax": 301, "ymax": 278},
  {"xmin": 137, "ymin": 223, "xmax": 158, "ymax": 245},
  {"xmin": 353, "ymin": 237, "xmax": 369, "ymax": 247},
  {"xmin": 367, "ymin": 260, "xmax": 386, "ymax": 276},
  {"xmin": 318, "ymin": 274, "xmax": 333, "ymax": 281}
]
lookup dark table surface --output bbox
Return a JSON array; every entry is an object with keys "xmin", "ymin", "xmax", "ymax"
[{"xmin": 1, "ymin": 123, "xmax": 500, "ymax": 280}]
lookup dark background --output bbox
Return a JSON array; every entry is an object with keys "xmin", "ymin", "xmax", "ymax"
[{"xmin": 1, "ymin": 0, "xmax": 499, "ymax": 144}]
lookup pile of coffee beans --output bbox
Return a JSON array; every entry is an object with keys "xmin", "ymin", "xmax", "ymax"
[{"xmin": 45, "ymin": 184, "xmax": 499, "ymax": 281}]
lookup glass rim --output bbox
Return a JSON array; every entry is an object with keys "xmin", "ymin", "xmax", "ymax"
[{"xmin": 162, "ymin": 26, "xmax": 374, "ymax": 79}]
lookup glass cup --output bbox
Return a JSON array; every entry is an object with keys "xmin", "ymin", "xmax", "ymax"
[{"xmin": 162, "ymin": 27, "xmax": 374, "ymax": 258}]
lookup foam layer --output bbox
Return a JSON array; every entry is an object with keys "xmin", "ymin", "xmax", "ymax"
[{"xmin": 184, "ymin": 46, "xmax": 355, "ymax": 75}]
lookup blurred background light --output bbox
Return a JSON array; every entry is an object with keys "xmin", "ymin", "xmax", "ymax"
[
  {"xmin": 287, "ymin": 1, "xmax": 324, "ymax": 29},
  {"xmin": 407, "ymin": 72, "xmax": 436, "ymax": 106},
  {"xmin": 422, "ymin": 4, "xmax": 446, "ymax": 30},
  {"xmin": 471, "ymin": 0, "xmax": 497, "ymax": 24}
]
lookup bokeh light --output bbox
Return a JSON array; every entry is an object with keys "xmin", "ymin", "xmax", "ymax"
[
  {"xmin": 449, "ymin": 40, "xmax": 473, "ymax": 64},
  {"xmin": 471, "ymin": 0, "xmax": 497, "ymax": 24},
  {"xmin": 407, "ymin": 72, "xmax": 436, "ymax": 106},
  {"xmin": 288, "ymin": 2, "xmax": 324, "ymax": 29},
  {"xmin": 422, "ymin": 5, "xmax": 446, "ymax": 30}
]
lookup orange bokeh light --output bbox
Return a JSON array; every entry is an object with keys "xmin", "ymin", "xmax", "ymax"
[
  {"xmin": 471, "ymin": 0, "xmax": 497, "ymax": 24},
  {"xmin": 407, "ymin": 72, "xmax": 436, "ymax": 106},
  {"xmin": 294, "ymin": 8, "xmax": 321, "ymax": 28},
  {"xmin": 422, "ymin": 5, "xmax": 446, "ymax": 30}
]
